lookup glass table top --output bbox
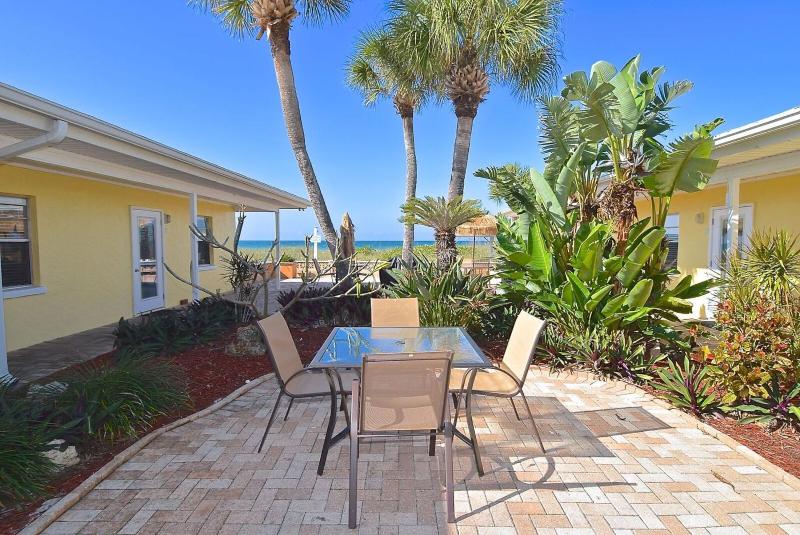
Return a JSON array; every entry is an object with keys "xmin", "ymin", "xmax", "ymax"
[{"xmin": 310, "ymin": 327, "xmax": 490, "ymax": 368}]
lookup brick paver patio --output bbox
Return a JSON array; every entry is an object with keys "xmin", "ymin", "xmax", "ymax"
[{"xmin": 37, "ymin": 369, "xmax": 800, "ymax": 534}]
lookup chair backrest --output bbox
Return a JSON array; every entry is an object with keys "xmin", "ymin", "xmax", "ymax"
[
  {"xmin": 371, "ymin": 297, "xmax": 420, "ymax": 328},
  {"xmin": 358, "ymin": 351, "xmax": 453, "ymax": 433},
  {"xmin": 256, "ymin": 312, "xmax": 303, "ymax": 388},
  {"xmin": 501, "ymin": 311, "xmax": 546, "ymax": 385}
]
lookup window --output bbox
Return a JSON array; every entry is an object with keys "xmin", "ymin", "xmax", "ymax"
[
  {"xmin": 196, "ymin": 216, "xmax": 212, "ymax": 266},
  {"xmin": 0, "ymin": 196, "xmax": 33, "ymax": 288},
  {"xmin": 664, "ymin": 214, "xmax": 679, "ymax": 268}
]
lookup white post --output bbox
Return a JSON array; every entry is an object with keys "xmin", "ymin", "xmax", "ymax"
[
  {"xmin": 274, "ymin": 210, "xmax": 281, "ymax": 290},
  {"xmin": 311, "ymin": 227, "xmax": 321, "ymax": 260},
  {"xmin": 189, "ymin": 193, "xmax": 200, "ymax": 302},
  {"xmin": 726, "ymin": 176, "xmax": 741, "ymax": 263},
  {"xmin": 0, "ymin": 256, "xmax": 9, "ymax": 377}
]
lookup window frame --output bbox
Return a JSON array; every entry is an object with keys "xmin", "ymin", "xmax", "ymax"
[
  {"xmin": 195, "ymin": 215, "xmax": 213, "ymax": 267},
  {"xmin": 0, "ymin": 195, "xmax": 34, "ymax": 289},
  {"xmin": 664, "ymin": 213, "xmax": 680, "ymax": 269}
]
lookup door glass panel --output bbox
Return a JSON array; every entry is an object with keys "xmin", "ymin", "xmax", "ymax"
[
  {"xmin": 718, "ymin": 213, "xmax": 747, "ymax": 266},
  {"xmin": 138, "ymin": 216, "xmax": 158, "ymax": 299}
]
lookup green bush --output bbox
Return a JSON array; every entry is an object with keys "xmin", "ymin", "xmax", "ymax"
[
  {"xmin": 710, "ymin": 230, "xmax": 800, "ymax": 405},
  {"xmin": 730, "ymin": 379, "xmax": 800, "ymax": 431},
  {"xmin": 53, "ymin": 357, "xmax": 189, "ymax": 442},
  {"xmin": 655, "ymin": 356, "xmax": 718, "ymax": 417},
  {"xmin": 0, "ymin": 378, "xmax": 59, "ymax": 506},
  {"xmin": 277, "ymin": 283, "xmax": 376, "ymax": 327},
  {"xmin": 384, "ymin": 256, "xmax": 510, "ymax": 338},
  {"xmin": 113, "ymin": 297, "xmax": 239, "ymax": 356}
]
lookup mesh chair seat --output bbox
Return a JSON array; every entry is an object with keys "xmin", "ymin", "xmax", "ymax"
[
  {"xmin": 449, "ymin": 367, "xmax": 519, "ymax": 395},
  {"xmin": 285, "ymin": 369, "xmax": 358, "ymax": 396}
]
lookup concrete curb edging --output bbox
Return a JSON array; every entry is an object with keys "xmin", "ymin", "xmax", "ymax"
[
  {"xmin": 532, "ymin": 366, "xmax": 800, "ymax": 491},
  {"xmin": 20, "ymin": 374, "xmax": 275, "ymax": 535}
]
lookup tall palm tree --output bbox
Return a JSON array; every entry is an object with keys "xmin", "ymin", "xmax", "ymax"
[
  {"xmin": 401, "ymin": 196, "xmax": 486, "ymax": 270},
  {"xmin": 388, "ymin": 0, "xmax": 561, "ymax": 200},
  {"xmin": 347, "ymin": 29, "xmax": 432, "ymax": 266},
  {"xmin": 191, "ymin": 0, "xmax": 349, "ymax": 257}
]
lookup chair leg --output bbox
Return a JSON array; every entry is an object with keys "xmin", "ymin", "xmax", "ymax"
[
  {"xmin": 429, "ymin": 430, "xmax": 436, "ymax": 456},
  {"xmin": 520, "ymin": 391, "xmax": 546, "ymax": 453},
  {"xmin": 348, "ymin": 434, "xmax": 359, "ymax": 529},
  {"xmin": 283, "ymin": 398, "xmax": 294, "ymax": 421},
  {"xmin": 317, "ymin": 372, "xmax": 338, "ymax": 476},
  {"xmin": 258, "ymin": 391, "xmax": 284, "ymax": 453},
  {"xmin": 444, "ymin": 424, "xmax": 455, "ymax": 523},
  {"xmin": 465, "ymin": 387, "xmax": 484, "ymax": 476},
  {"xmin": 509, "ymin": 397, "xmax": 521, "ymax": 420}
]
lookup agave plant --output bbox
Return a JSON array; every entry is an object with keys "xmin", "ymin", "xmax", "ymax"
[
  {"xmin": 732, "ymin": 379, "xmax": 800, "ymax": 431},
  {"xmin": 655, "ymin": 356, "xmax": 718, "ymax": 417},
  {"xmin": 400, "ymin": 196, "xmax": 486, "ymax": 269}
]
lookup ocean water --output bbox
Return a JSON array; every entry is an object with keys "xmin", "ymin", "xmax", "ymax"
[{"xmin": 239, "ymin": 239, "xmax": 476, "ymax": 251}]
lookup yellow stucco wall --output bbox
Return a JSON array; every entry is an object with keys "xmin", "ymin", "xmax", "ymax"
[
  {"xmin": 636, "ymin": 172, "xmax": 800, "ymax": 318},
  {"xmin": 636, "ymin": 173, "xmax": 800, "ymax": 278},
  {"xmin": 1, "ymin": 164, "xmax": 237, "ymax": 351}
]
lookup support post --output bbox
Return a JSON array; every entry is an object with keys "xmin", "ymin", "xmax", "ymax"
[
  {"xmin": 189, "ymin": 193, "xmax": 200, "ymax": 302},
  {"xmin": 726, "ymin": 176, "xmax": 741, "ymax": 264},
  {"xmin": 274, "ymin": 210, "xmax": 281, "ymax": 290},
  {"xmin": 0, "ymin": 256, "xmax": 9, "ymax": 378}
]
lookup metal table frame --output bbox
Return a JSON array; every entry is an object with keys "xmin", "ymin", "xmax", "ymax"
[{"xmin": 308, "ymin": 326, "xmax": 492, "ymax": 476}]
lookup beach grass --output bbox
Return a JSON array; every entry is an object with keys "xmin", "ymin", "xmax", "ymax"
[{"xmin": 239, "ymin": 243, "xmax": 494, "ymax": 262}]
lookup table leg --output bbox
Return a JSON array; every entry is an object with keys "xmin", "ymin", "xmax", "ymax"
[
  {"xmin": 465, "ymin": 370, "xmax": 484, "ymax": 476},
  {"xmin": 317, "ymin": 370, "xmax": 338, "ymax": 476}
]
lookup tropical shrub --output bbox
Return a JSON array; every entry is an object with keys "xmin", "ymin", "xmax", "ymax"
[
  {"xmin": 710, "ymin": 230, "xmax": 800, "ymax": 404},
  {"xmin": 0, "ymin": 379, "xmax": 59, "ymax": 506},
  {"xmin": 730, "ymin": 379, "xmax": 800, "ymax": 431},
  {"xmin": 277, "ymin": 284, "xmax": 376, "ymax": 327},
  {"xmin": 654, "ymin": 356, "xmax": 718, "ymax": 417},
  {"xmin": 53, "ymin": 357, "xmax": 189, "ymax": 443},
  {"xmin": 476, "ymin": 56, "xmax": 721, "ymax": 374},
  {"xmin": 113, "ymin": 297, "xmax": 239, "ymax": 356},
  {"xmin": 384, "ymin": 255, "xmax": 510, "ymax": 338}
]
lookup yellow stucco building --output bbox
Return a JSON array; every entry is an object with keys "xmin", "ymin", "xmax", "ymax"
[
  {"xmin": 0, "ymin": 84, "xmax": 309, "ymax": 374},
  {"xmin": 637, "ymin": 107, "xmax": 800, "ymax": 319}
]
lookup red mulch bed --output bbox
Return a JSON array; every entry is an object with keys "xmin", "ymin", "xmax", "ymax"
[
  {"xmin": 0, "ymin": 325, "xmax": 333, "ymax": 535},
  {"xmin": 705, "ymin": 417, "xmax": 800, "ymax": 477}
]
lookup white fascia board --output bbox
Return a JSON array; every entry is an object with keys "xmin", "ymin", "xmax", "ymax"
[
  {"xmin": 0, "ymin": 84, "xmax": 310, "ymax": 210},
  {"xmin": 10, "ymin": 149, "xmax": 285, "ymax": 212}
]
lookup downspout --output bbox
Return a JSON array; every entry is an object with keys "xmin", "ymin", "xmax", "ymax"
[
  {"xmin": 0, "ymin": 118, "xmax": 68, "ymax": 379},
  {"xmin": 0, "ymin": 118, "xmax": 68, "ymax": 161}
]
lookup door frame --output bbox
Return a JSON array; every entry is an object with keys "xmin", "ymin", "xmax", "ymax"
[
  {"xmin": 707, "ymin": 203, "xmax": 754, "ymax": 270},
  {"xmin": 130, "ymin": 207, "xmax": 166, "ymax": 314}
]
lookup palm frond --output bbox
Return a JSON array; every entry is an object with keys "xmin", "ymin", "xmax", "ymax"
[{"xmin": 400, "ymin": 196, "xmax": 486, "ymax": 232}]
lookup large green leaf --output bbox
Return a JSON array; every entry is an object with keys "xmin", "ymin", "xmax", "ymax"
[
  {"xmin": 572, "ymin": 223, "xmax": 608, "ymax": 281},
  {"xmin": 643, "ymin": 119, "xmax": 724, "ymax": 197},
  {"xmin": 527, "ymin": 221, "xmax": 552, "ymax": 279},
  {"xmin": 585, "ymin": 284, "xmax": 613, "ymax": 312},
  {"xmin": 553, "ymin": 142, "xmax": 586, "ymax": 208},
  {"xmin": 623, "ymin": 278, "xmax": 654, "ymax": 308},
  {"xmin": 609, "ymin": 56, "xmax": 641, "ymax": 134},
  {"xmin": 529, "ymin": 169, "xmax": 566, "ymax": 228},
  {"xmin": 617, "ymin": 227, "xmax": 666, "ymax": 287}
]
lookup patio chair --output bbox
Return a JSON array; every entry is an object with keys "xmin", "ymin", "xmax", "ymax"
[
  {"xmin": 370, "ymin": 297, "xmax": 420, "ymax": 328},
  {"xmin": 449, "ymin": 311, "xmax": 547, "ymax": 462},
  {"xmin": 349, "ymin": 351, "xmax": 456, "ymax": 528},
  {"xmin": 255, "ymin": 312, "xmax": 356, "ymax": 455}
]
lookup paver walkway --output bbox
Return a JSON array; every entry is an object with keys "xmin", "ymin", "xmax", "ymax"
[{"xmin": 39, "ymin": 369, "xmax": 800, "ymax": 534}]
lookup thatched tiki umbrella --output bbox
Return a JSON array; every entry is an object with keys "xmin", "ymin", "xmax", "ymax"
[{"xmin": 455, "ymin": 214, "xmax": 497, "ymax": 274}]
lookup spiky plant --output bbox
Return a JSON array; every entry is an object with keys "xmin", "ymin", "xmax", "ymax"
[{"xmin": 401, "ymin": 196, "xmax": 486, "ymax": 270}]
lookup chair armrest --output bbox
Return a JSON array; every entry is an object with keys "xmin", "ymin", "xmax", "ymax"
[{"xmin": 350, "ymin": 379, "xmax": 360, "ymax": 438}]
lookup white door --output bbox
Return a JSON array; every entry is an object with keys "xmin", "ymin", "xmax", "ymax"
[
  {"xmin": 709, "ymin": 205, "xmax": 753, "ymax": 270},
  {"xmin": 131, "ymin": 209, "xmax": 165, "ymax": 314}
]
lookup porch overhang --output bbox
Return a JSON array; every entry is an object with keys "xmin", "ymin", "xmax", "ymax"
[{"xmin": 0, "ymin": 83, "xmax": 310, "ymax": 212}]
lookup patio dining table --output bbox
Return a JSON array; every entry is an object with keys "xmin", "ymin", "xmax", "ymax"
[{"xmin": 308, "ymin": 326, "xmax": 493, "ymax": 476}]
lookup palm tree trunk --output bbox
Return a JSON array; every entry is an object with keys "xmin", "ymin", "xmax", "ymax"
[
  {"xmin": 268, "ymin": 21, "xmax": 338, "ymax": 257},
  {"xmin": 400, "ymin": 111, "xmax": 418, "ymax": 266},
  {"xmin": 447, "ymin": 113, "xmax": 476, "ymax": 200},
  {"xmin": 434, "ymin": 229, "xmax": 457, "ymax": 271}
]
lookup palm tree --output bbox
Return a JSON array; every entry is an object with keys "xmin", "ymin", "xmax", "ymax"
[
  {"xmin": 401, "ymin": 196, "xmax": 486, "ymax": 270},
  {"xmin": 347, "ymin": 29, "xmax": 432, "ymax": 266},
  {"xmin": 388, "ymin": 0, "xmax": 561, "ymax": 200},
  {"xmin": 191, "ymin": 0, "xmax": 349, "ymax": 257}
]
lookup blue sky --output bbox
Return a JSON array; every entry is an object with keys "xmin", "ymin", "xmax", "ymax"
[{"xmin": 2, "ymin": 1, "xmax": 799, "ymax": 241}]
